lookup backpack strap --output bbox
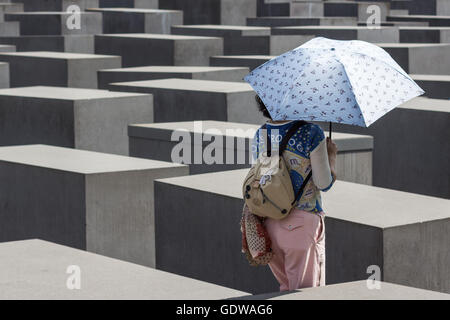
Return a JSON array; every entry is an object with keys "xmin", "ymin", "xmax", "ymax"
[
  {"xmin": 292, "ymin": 171, "xmax": 312, "ymax": 206},
  {"xmin": 264, "ymin": 121, "xmax": 307, "ymax": 157}
]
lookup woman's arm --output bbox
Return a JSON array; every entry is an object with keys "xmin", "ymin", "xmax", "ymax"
[{"xmin": 310, "ymin": 137, "xmax": 338, "ymax": 191}]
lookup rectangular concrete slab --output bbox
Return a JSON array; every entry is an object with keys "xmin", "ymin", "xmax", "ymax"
[
  {"xmin": 388, "ymin": 14, "xmax": 450, "ymax": 27},
  {"xmin": 154, "ymin": 169, "xmax": 450, "ymax": 294},
  {"xmin": 247, "ymin": 16, "xmax": 358, "ymax": 27},
  {"xmin": 0, "ymin": 21, "xmax": 20, "ymax": 36},
  {"xmin": 109, "ymin": 78, "xmax": 267, "ymax": 124},
  {"xmin": 0, "ymin": 62, "xmax": 9, "ymax": 88},
  {"xmin": 5, "ymin": 12, "xmax": 102, "ymax": 36},
  {"xmin": 398, "ymin": 26, "xmax": 450, "ymax": 42},
  {"xmin": 171, "ymin": 24, "xmax": 313, "ymax": 55},
  {"xmin": 410, "ymin": 74, "xmax": 450, "ymax": 99},
  {"xmin": 376, "ymin": 43, "xmax": 450, "ymax": 74},
  {"xmin": 0, "ymin": 145, "xmax": 189, "ymax": 267},
  {"xmin": 0, "ymin": 35, "xmax": 95, "ymax": 53},
  {"xmin": 95, "ymin": 33, "xmax": 223, "ymax": 67},
  {"xmin": 0, "ymin": 86, "xmax": 153, "ymax": 155},
  {"xmin": 0, "ymin": 3, "xmax": 23, "ymax": 22},
  {"xmin": 0, "ymin": 44, "xmax": 15, "ymax": 52},
  {"xmin": 272, "ymin": 26, "xmax": 400, "ymax": 43},
  {"xmin": 159, "ymin": 0, "xmax": 257, "ymax": 25},
  {"xmin": 241, "ymin": 281, "xmax": 450, "ymax": 300},
  {"xmin": 9, "ymin": 0, "xmax": 99, "ymax": 11},
  {"xmin": 0, "ymin": 239, "xmax": 247, "ymax": 300},
  {"xmin": 0, "ymin": 51, "xmax": 121, "ymax": 88},
  {"xmin": 327, "ymin": 97, "xmax": 449, "ymax": 199},
  {"xmin": 99, "ymin": 0, "xmax": 158, "ymax": 8},
  {"xmin": 128, "ymin": 120, "xmax": 373, "ymax": 185},
  {"xmin": 210, "ymin": 55, "xmax": 274, "ymax": 71},
  {"xmin": 98, "ymin": 65, "xmax": 249, "ymax": 89},
  {"xmin": 87, "ymin": 8, "xmax": 183, "ymax": 34}
]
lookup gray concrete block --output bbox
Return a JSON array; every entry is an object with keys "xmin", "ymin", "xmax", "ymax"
[
  {"xmin": 0, "ymin": 86, "xmax": 153, "ymax": 155},
  {"xmin": 0, "ymin": 44, "xmax": 15, "ymax": 52},
  {"xmin": 210, "ymin": 55, "xmax": 274, "ymax": 71},
  {"xmin": 109, "ymin": 78, "xmax": 267, "ymax": 124},
  {"xmin": 0, "ymin": 51, "xmax": 121, "ymax": 88},
  {"xmin": 325, "ymin": 97, "xmax": 450, "ymax": 199},
  {"xmin": 9, "ymin": 0, "xmax": 99, "ymax": 11},
  {"xmin": 375, "ymin": 43, "xmax": 450, "ymax": 75},
  {"xmin": 95, "ymin": 33, "xmax": 223, "ymax": 67},
  {"xmin": 171, "ymin": 24, "xmax": 313, "ymax": 55},
  {"xmin": 290, "ymin": 0, "xmax": 390, "ymax": 21},
  {"xmin": 98, "ymin": 66, "xmax": 249, "ymax": 89},
  {"xmin": 154, "ymin": 169, "xmax": 450, "ymax": 294},
  {"xmin": 0, "ymin": 145, "xmax": 189, "ymax": 267},
  {"xmin": 241, "ymin": 281, "xmax": 450, "ymax": 300},
  {"xmin": 410, "ymin": 74, "xmax": 450, "ymax": 99},
  {"xmin": 160, "ymin": 0, "xmax": 257, "ymax": 25},
  {"xmin": 5, "ymin": 12, "xmax": 102, "ymax": 36},
  {"xmin": 0, "ymin": 239, "xmax": 248, "ymax": 300},
  {"xmin": 0, "ymin": 35, "xmax": 94, "ymax": 53},
  {"xmin": 271, "ymin": 26, "xmax": 400, "ymax": 43},
  {"xmin": 99, "ymin": 0, "xmax": 159, "ymax": 8},
  {"xmin": 399, "ymin": 26, "xmax": 450, "ymax": 43},
  {"xmin": 87, "ymin": 8, "xmax": 183, "ymax": 34},
  {"xmin": 388, "ymin": 14, "xmax": 450, "ymax": 26},
  {"xmin": 0, "ymin": 62, "xmax": 9, "ymax": 88},
  {"xmin": 128, "ymin": 120, "xmax": 374, "ymax": 185},
  {"xmin": 0, "ymin": 21, "xmax": 20, "ymax": 36},
  {"xmin": 247, "ymin": 16, "xmax": 358, "ymax": 27},
  {"xmin": 0, "ymin": 3, "xmax": 23, "ymax": 22}
]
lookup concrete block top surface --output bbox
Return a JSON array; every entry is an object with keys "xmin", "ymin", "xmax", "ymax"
[
  {"xmin": 389, "ymin": 15, "xmax": 450, "ymax": 20},
  {"xmin": 375, "ymin": 43, "xmax": 450, "ymax": 48},
  {"xmin": 245, "ymin": 281, "xmax": 450, "ymax": 300},
  {"xmin": 212, "ymin": 55, "xmax": 275, "ymax": 60},
  {"xmin": 410, "ymin": 74, "xmax": 450, "ymax": 82},
  {"xmin": 0, "ymin": 240, "xmax": 248, "ymax": 300},
  {"xmin": 0, "ymin": 86, "xmax": 150, "ymax": 101},
  {"xmin": 274, "ymin": 26, "xmax": 396, "ymax": 30},
  {"xmin": 88, "ymin": 8, "xmax": 181, "ymax": 13},
  {"xmin": 398, "ymin": 97, "xmax": 449, "ymax": 112},
  {"xmin": 5, "ymin": 11, "xmax": 100, "ymax": 15},
  {"xmin": 156, "ymin": 169, "xmax": 450, "ymax": 229},
  {"xmin": 101, "ymin": 66, "xmax": 248, "ymax": 73},
  {"xmin": 0, "ymin": 44, "xmax": 16, "ymax": 51},
  {"xmin": 172, "ymin": 24, "xmax": 271, "ymax": 36},
  {"xmin": 128, "ymin": 120, "xmax": 374, "ymax": 152},
  {"xmin": 111, "ymin": 78, "xmax": 254, "ymax": 93},
  {"xmin": 97, "ymin": 33, "xmax": 222, "ymax": 41},
  {"xmin": 0, "ymin": 145, "xmax": 186, "ymax": 174},
  {"xmin": 0, "ymin": 51, "xmax": 119, "ymax": 60}
]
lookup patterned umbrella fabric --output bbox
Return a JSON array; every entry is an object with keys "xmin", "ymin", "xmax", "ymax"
[{"xmin": 244, "ymin": 37, "xmax": 424, "ymax": 127}]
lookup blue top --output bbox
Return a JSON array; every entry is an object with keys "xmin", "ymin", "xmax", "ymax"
[{"xmin": 252, "ymin": 121, "xmax": 333, "ymax": 213}]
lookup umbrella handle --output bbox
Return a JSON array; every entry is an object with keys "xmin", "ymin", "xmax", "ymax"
[{"xmin": 329, "ymin": 122, "xmax": 332, "ymax": 140}]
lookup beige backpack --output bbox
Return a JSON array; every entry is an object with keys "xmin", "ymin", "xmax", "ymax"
[{"xmin": 242, "ymin": 121, "xmax": 312, "ymax": 220}]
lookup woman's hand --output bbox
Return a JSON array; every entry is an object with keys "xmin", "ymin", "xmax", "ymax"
[{"xmin": 326, "ymin": 137, "xmax": 338, "ymax": 160}]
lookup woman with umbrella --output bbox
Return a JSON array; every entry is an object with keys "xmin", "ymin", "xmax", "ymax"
[{"xmin": 245, "ymin": 37, "xmax": 424, "ymax": 291}]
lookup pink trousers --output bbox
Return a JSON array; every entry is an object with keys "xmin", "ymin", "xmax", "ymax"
[{"xmin": 265, "ymin": 209, "xmax": 325, "ymax": 291}]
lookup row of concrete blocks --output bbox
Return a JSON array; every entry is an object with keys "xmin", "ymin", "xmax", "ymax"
[
  {"xmin": 3, "ymin": 9, "xmax": 184, "ymax": 36},
  {"xmin": 1, "ymin": 49, "xmax": 447, "ymax": 100},
  {"xmin": 2, "ymin": 240, "xmax": 449, "ymax": 300},
  {"xmin": 0, "ymin": 143, "xmax": 448, "ymax": 295},
  {"xmin": 5, "ymin": 0, "xmax": 257, "ymax": 25},
  {"xmin": 0, "ymin": 78, "xmax": 447, "ymax": 198},
  {"xmin": 0, "ymin": 43, "xmax": 449, "ymax": 88},
  {"xmin": 2, "ymin": 25, "xmax": 450, "ymax": 56}
]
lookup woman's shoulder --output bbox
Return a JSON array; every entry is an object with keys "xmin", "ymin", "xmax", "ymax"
[{"xmin": 297, "ymin": 122, "xmax": 325, "ymax": 153}]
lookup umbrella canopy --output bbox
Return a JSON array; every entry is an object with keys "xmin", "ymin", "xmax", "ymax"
[{"xmin": 244, "ymin": 37, "xmax": 424, "ymax": 127}]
